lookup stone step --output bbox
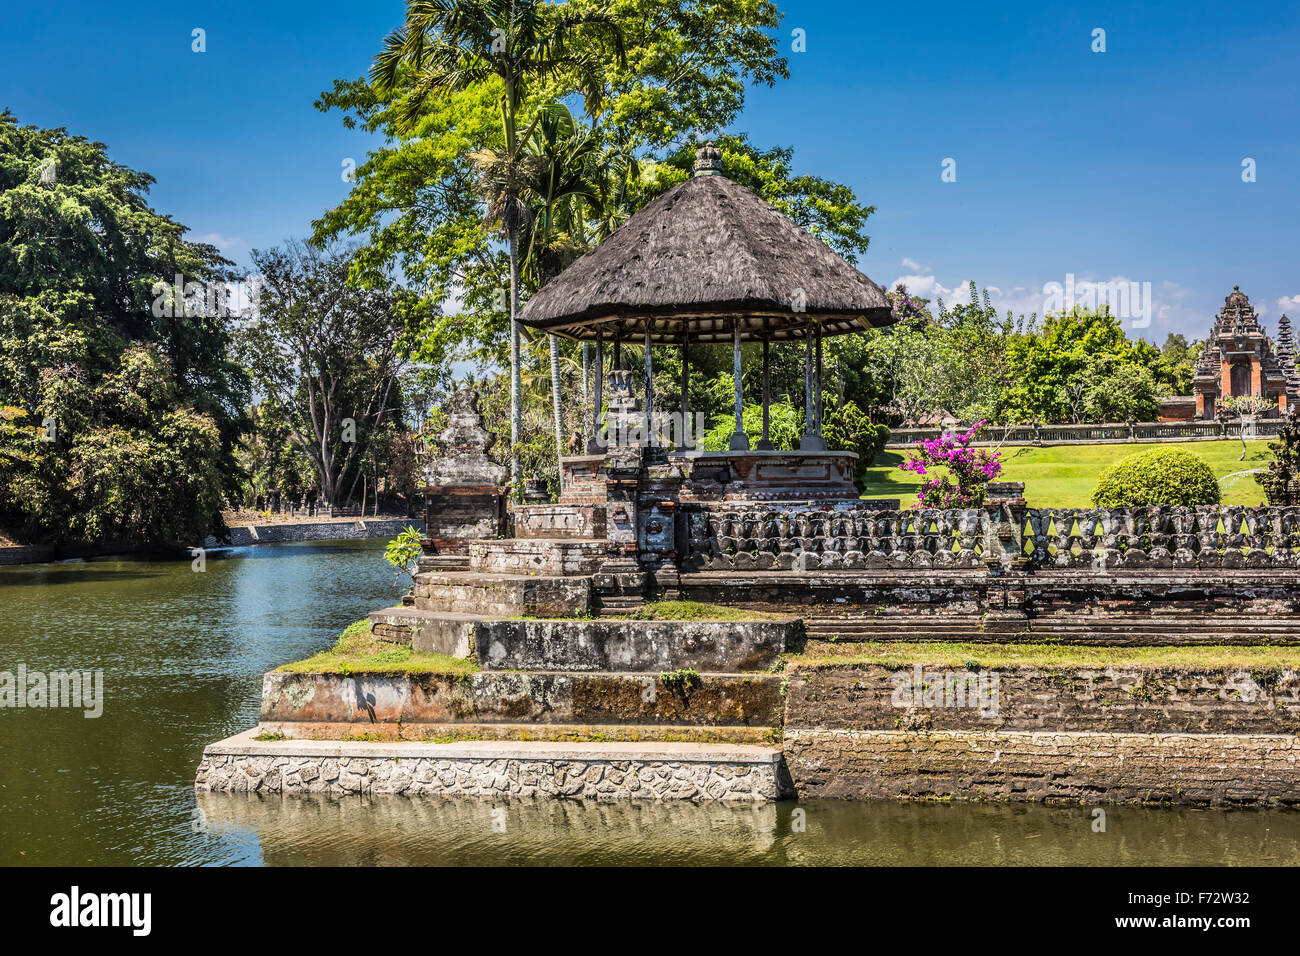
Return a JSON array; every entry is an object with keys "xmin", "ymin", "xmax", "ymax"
[
  {"xmin": 255, "ymin": 721, "xmax": 777, "ymax": 745},
  {"xmin": 261, "ymin": 669, "xmax": 784, "ymax": 729},
  {"xmin": 413, "ymin": 571, "xmax": 592, "ymax": 618},
  {"xmin": 469, "ymin": 538, "xmax": 604, "ymax": 576},
  {"xmin": 368, "ymin": 606, "xmax": 482, "ymax": 656},
  {"xmin": 473, "ymin": 617, "xmax": 799, "ymax": 672},
  {"xmin": 418, "ymin": 554, "xmax": 470, "ymax": 572},
  {"xmin": 196, "ymin": 729, "xmax": 791, "ymax": 801}
]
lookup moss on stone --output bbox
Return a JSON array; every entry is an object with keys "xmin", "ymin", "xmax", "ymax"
[
  {"xmin": 278, "ymin": 619, "xmax": 479, "ymax": 677},
  {"xmin": 788, "ymin": 641, "xmax": 1300, "ymax": 671},
  {"xmin": 629, "ymin": 600, "xmax": 786, "ymax": 621}
]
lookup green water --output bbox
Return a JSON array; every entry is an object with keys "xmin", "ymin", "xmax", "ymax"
[{"xmin": 2, "ymin": 540, "xmax": 1298, "ymax": 866}]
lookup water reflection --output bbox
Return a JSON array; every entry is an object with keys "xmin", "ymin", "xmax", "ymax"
[
  {"xmin": 195, "ymin": 792, "xmax": 1300, "ymax": 867},
  {"xmin": 3, "ymin": 540, "xmax": 1298, "ymax": 867}
]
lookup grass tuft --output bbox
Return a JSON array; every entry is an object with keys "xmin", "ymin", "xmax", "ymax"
[
  {"xmin": 278, "ymin": 619, "xmax": 478, "ymax": 676},
  {"xmin": 790, "ymin": 641, "xmax": 1300, "ymax": 670}
]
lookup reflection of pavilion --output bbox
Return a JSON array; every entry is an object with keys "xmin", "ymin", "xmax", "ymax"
[{"xmin": 519, "ymin": 142, "xmax": 895, "ymax": 506}]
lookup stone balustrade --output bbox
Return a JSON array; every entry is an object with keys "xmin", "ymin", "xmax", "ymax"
[
  {"xmin": 886, "ymin": 419, "xmax": 1282, "ymax": 448},
  {"xmin": 682, "ymin": 505, "xmax": 1300, "ymax": 572}
]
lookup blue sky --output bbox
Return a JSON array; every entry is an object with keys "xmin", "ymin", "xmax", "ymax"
[{"xmin": 4, "ymin": 1, "xmax": 1298, "ymax": 341}]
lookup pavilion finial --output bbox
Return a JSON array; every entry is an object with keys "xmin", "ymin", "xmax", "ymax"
[{"xmin": 694, "ymin": 141, "xmax": 723, "ymax": 177}]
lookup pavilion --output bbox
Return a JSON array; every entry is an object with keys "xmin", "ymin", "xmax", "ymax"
[{"xmin": 520, "ymin": 142, "xmax": 895, "ymax": 469}]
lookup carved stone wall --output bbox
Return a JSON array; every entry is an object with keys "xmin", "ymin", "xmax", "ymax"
[{"xmin": 683, "ymin": 505, "xmax": 1300, "ymax": 572}]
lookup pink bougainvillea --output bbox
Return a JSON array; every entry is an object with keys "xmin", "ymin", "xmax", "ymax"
[{"xmin": 899, "ymin": 421, "xmax": 1003, "ymax": 508}]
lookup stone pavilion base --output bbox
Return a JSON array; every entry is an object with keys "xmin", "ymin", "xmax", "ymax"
[{"xmin": 195, "ymin": 730, "xmax": 791, "ymax": 802}]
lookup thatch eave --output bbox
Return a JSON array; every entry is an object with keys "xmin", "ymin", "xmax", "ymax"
[{"xmin": 519, "ymin": 166, "xmax": 896, "ymax": 343}]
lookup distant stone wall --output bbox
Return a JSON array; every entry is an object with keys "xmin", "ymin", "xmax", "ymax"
[
  {"xmin": 205, "ymin": 519, "xmax": 423, "ymax": 548},
  {"xmin": 886, "ymin": 418, "xmax": 1281, "ymax": 448}
]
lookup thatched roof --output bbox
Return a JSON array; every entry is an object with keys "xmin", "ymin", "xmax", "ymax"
[{"xmin": 519, "ymin": 144, "xmax": 895, "ymax": 344}]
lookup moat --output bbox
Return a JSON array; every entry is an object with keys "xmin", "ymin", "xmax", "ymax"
[{"xmin": 0, "ymin": 539, "xmax": 1296, "ymax": 866}]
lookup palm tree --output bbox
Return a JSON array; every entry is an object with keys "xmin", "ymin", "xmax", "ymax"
[
  {"xmin": 371, "ymin": 0, "xmax": 623, "ymax": 494},
  {"xmin": 521, "ymin": 104, "xmax": 598, "ymax": 461}
]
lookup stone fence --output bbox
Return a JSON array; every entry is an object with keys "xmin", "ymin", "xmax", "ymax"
[
  {"xmin": 682, "ymin": 505, "xmax": 1300, "ymax": 572},
  {"xmin": 886, "ymin": 419, "xmax": 1282, "ymax": 448}
]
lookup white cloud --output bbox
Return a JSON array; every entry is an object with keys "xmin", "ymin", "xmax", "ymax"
[
  {"xmin": 194, "ymin": 232, "xmax": 246, "ymax": 253},
  {"xmin": 1277, "ymin": 294, "xmax": 1300, "ymax": 315},
  {"xmin": 900, "ymin": 256, "xmax": 928, "ymax": 273}
]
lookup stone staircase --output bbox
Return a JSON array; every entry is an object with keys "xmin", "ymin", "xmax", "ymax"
[
  {"xmin": 309, "ymin": 594, "xmax": 803, "ymax": 748},
  {"xmin": 804, "ymin": 614, "xmax": 1300, "ymax": 645}
]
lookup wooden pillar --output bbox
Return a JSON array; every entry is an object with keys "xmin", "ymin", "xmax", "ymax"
[
  {"xmin": 729, "ymin": 319, "xmax": 749, "ymax": 450},
  {"xmin": 588, "ymin": 330, "xmax": 604, "ymax": 454},
  {"xmin": 815, "ymin": 321, "xmax": 824, "ymax": 437},
  {"xmin": 799, "ymin": 321, "xmax": 825, "ymax": 450},
  {"xmin": 803, "ymin": 324, "xmax": 814, "ymax": 432},
  {"xmin": 643, "ymin": 326, "xmax": 654, "ymax": 446},
  {"xmin": 581, "ymin": 343, "xmax": 590, "ymax": 404},
  {"xmin": 758, "ymin": 338, "xmax": 773, "ymax": 449},
  {"xmin": 680, "ymin": 335, "xmax": 690, "ymax": 449}
]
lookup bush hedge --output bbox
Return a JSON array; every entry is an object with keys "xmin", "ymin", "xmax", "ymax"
[{"xmin": 1090, "ymin": 447, "xmax": 1221, "ymax": 507}]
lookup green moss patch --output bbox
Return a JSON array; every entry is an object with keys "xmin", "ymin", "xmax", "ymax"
[
  {"xmin": 790, "ymin": 642, "xmax": 1300, "ymax": 671},
  {"xmin": 278, "ymin": 619, "xmax": 479, "ymax": 677},
  {"xmin": 628, "ymin": 600, "xmax": 785, "ymax": 621}
]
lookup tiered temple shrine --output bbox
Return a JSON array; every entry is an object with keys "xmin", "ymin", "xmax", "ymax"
[{"xmin": 1189, "ymin": 286, "xmax": 1300, "ymax": 419}]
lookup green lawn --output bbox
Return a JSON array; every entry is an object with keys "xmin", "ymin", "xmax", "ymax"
[{"xmin": 861, "ymin": 440, "xmax": 1275, "ymax": 508}]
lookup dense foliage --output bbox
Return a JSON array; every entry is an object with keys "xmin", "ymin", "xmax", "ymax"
[
  {"xmin": 0, "ymin": 111, "xmax": 248, "ymax": 544},
  {"xmin": 1257, "ymin": 412, "xmax": 1300, "ymax": 505},
  {"xmin": 1090, "ymin": 447, "xmax": 1221, "ymax": 507},
  {"xmin": 859, "ymin": 285, "xmax": 1200, "ymax": 429}
]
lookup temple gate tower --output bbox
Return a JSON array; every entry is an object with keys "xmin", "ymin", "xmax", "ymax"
[{"xmin": 1192, "ymin": 286, "xmax": 1299, "ymax": 418}]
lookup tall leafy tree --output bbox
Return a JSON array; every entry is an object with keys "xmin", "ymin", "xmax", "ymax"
[
  {"xmin": 0, "ymin": 110, "xmax": 247, "ymax": 544},
  {"xmin": 239, "ymin": 241, "xmax": 412, "ymax": 506},
  {"xmin": 370, "ymin": 0, "xmax": 624, "ymax": 490}
]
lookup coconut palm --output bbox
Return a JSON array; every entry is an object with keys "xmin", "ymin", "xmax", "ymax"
[
  {"xmin": 370, "ymin": 0, "xmax": 623, "ymax": 494},
  {"xmin": 520, "ymin": 104, "xmax": 599, "ymax": 460}
]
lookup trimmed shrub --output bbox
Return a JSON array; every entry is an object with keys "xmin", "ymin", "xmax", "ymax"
[
  {"xmin": 823, "ymin": 401, "xmax": 889, "ymax": 475},
  {"xmin": 1090, "ymin": 447, "xmax": 1220, "ymax": 507}
]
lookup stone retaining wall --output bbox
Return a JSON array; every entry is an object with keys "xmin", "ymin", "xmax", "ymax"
[
  {"xmin": 261, "ymin": 670, "xmax": 783, "ymax": 729},
  {"xmin": 783, "ymin": 728, "xmax": 1300, "ymax": 806},
  {"xmin": 784, "ymin": 664, "xmax": 1300, "ymax": 735}
]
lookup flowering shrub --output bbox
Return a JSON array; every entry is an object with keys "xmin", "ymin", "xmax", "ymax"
[{"xmin": 899, "ymin": 421, "xmax": 1003, "ymax": 507}]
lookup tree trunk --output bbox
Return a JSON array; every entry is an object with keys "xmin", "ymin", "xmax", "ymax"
[
  {"xmin": 549, "ymin": 333, "xmax": 564, "ymax": 461},
  {"xmin": 581, "ymin": 343, "xmax": 590, "ymax": 405},
  {"xmin": 509, "ymin": 231, "xmax": 522, "ymax": 499}
]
